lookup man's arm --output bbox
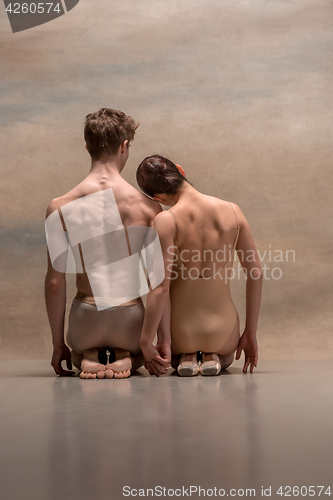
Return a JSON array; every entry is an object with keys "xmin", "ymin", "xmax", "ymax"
[
  {"xmin": 45, "ymin": 251, "xmax": 74, "ymax": 376},
  {"xmin": 45, "ymin": 202, "xmax": 74, "ymax": 376}
]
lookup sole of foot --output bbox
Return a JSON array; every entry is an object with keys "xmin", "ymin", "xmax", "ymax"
[
  {"xmin": 106, "ymin": 356, "xmax": 132, "ymax": 379},
  {"xmin": 79, "ymin": 359, "xmax": 107, "ymax": 379}
]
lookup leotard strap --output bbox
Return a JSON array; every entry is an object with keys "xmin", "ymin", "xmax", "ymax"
[
  {"xmin": 230, "ymin": 202, "xmax": 240, "ymax": 231},
  {"xmin": 168, "ymin": 209, "xmax": 178, "ymax": 242}
]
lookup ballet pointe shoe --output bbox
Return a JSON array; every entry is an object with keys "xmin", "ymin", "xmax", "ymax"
[
  {"xmin": 177, "ymin": 353, "xmax": 200, "ymax": 377},
  {"xmin": 199, "ymin": 353, "xmax": 221, "ymax": 376}
]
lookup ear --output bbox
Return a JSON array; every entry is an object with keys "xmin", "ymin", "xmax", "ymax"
[
  {"xmin": 85, "ymin": 144, "xmax": 89, "ymax": 152},
  {"xmin": 120, "ymin": 140, "xmax": 128, "ymax": 153},
  {"xmin": 153, "ymin": 195, "xmax": 165, "ymax": 204},
  {"xmin": 176, "ymin": 164, "xmax": 185, "ymax": 176}
]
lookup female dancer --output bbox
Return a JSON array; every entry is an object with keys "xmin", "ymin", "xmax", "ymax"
[{"xmin": 137, "ymin": 155, "xmax": 262, "ymax": 376}]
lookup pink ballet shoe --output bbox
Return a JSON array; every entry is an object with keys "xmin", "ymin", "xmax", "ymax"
[
  {"xmin": 177, "ymin": 353, "xmax": 200, "ymax": 377},
  {"xmin": 199, "ymin": 353, "xmax": 221, "ymax": 376}
]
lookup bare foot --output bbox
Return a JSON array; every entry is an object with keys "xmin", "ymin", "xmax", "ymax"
[
  {"xmin": 106, "ymin": 348, "xmax": 132, "ymax": 379},
  {"xmin": 80, "ymin": 348, "xmax": 107, "ymax": 379},
  {"xmin": 71, "ymin": 350, "xmax": 83, "ymax": 372}
]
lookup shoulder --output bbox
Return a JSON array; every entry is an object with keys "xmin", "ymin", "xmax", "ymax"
[
  {"xmin": 228, "ymin": 202, "xmax": 250, "ymax": 230},
  {"xmin": 229, "ymin": 202, "xmax": 244, "ymax": 218},
  {"xmin": 203, "ymin": 195, "xmax": 244, "ymax": 219},
  {"xmin": 141, "ymin": 193, "xmax": 162, "ymax": 216},
  {"xmin": 45, "ymin": 197, "xmax": 62, "ymax": 219},
  {"xmin": 153, "ymin": 210, "xmax": 176, "ymax": 234},
  {"xmin": 45, "ymin": 191, "xmax": 75, "ymax": 219},
  {"xmin": 133, "ymin": 191, "xmax": 162, "ymax": 224},
  {"xmin": 202, "ymin": 194, "xmax": 232, "ymax": 213},
  {"xmin": 45, "ymin": 183, "xmax": 82, "ymax": 219}
]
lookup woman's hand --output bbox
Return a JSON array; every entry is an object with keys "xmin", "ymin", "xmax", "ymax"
[
  {"xmin": 155, "ymin": 341, "xmax": 171, "ymax": 366},
  {"xmin": 141, "ymin": 342, "xmax": 170, "ymax": 376},
  {"xmin": 235, "ymin": 331, "xmax": 258, "ymax": 373}
]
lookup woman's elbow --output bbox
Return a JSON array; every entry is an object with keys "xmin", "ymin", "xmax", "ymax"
[
  {"xmin": 248, "ymin": 267, "xmax": 263, "ymax": 281},
  {"xmin": 153, "ymin": 283, "xmax": 170, "ymax": 296}
]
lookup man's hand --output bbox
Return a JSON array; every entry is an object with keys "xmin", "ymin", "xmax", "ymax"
[
  {"xmin": 51, "ymin": 344, "xmax": 75, "ymax": 376},
  {"xmin": 141, "ymin": 343, "xmax": 170, "ymax": 376},
  {"xmin": 235, "ymin": 331, "xmax": 258, "ymax": 373}
]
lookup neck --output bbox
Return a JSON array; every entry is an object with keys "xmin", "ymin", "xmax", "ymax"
[
  {"xmin": 88, "ymin": 157, "xmax": 124, "ymax": 178},
  {"xmin": 173, "ymin": 182, "xmax": 198, "ymax": 203}
]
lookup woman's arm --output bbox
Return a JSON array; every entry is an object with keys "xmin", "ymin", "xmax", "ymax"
[
  {"xmin": 140, "ymin": 211, "xmax": 176, "ymax": 370},
  {"xmin": 234, "ymin": 204, "xmax": 263, "ymax": 373}
]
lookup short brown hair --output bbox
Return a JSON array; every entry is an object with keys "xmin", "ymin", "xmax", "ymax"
[
  {"xmin": 84, "ymin": 108, "xmax": 139, "ymax": 160},
  {"xmin": 136, "ymin": 154, "xmax": 189, "ymax": 198}
]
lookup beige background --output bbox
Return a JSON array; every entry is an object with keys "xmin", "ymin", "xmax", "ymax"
[{"xmin": 0, "ymin": 0, "xmax": 332, "ymax": 360}]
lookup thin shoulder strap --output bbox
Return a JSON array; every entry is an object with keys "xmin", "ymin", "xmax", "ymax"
[
  {"xmin": 230, "ymin": 202, "xmax": 240, "ymax": 230},
  {"xmin": 229, "ymin": 202, "xmax": 240, "ymax": 252},
  {"xmin": 167, "ymin": 209, "xmax": 178, "ymax": 241}
]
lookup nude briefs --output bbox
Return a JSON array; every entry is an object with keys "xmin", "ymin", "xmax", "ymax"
[{"xmin": 66, "ymin": 296, "xmax": 144, "ymax": 355}]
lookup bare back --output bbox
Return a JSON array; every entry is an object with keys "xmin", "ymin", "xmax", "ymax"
[
  {"xmin": 48, "ymin": 173, "xmax": 161, "ymax": 297},
  {"xmin": 168, "ymin": 192, "xmax": 239, "ymax": 276}
]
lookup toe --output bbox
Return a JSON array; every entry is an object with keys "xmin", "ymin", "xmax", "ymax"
[
  {"xmin": 105, "ymin": 369, "xmax": 114, "ymax": 379},
  {"xmin": 97, "ymin": 370, "xmax": 105, "ymax": 379}
]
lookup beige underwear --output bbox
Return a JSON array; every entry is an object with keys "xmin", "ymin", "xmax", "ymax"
[
  {"xmin": 66, "ymin": 294, "xmax": 144, "ymax": 355},
  {"xmin": 168, "ymin": 203, "xmax": 240, "ymax": 354}
]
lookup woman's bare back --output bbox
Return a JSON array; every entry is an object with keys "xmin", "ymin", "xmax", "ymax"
[{"xmin": 168, "ymin": 192, "xmax": 239, "ymax": 276}]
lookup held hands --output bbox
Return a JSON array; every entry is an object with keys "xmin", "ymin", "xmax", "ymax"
[
  {"xmin": 142, "ymin": 342, "xmax": 171, "ymax": 377},
  {"xmin": 51, "ymin": 344, "xmax": 75, "ymax": 376},
  {"xmin": 235, "ymin": 330, "xmax": 258, "ymax": 373},
  {"xmin": 155, "ymin": 342, "xmax": 171, "ymax": 366}
]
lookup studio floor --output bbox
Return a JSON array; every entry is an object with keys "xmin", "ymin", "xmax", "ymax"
[{"xmin": 0, "ymin": 360, "xmax": 332, "ymax": 500}]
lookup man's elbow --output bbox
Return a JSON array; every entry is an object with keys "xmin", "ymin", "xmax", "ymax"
[{"xmin": 45, "ymin": 276, "xmax": 65, "ymax": 294}]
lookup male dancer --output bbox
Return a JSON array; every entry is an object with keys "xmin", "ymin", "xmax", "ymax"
[{"xmin": 45, "ymin": 108, "xmax": 170, "ymax": 378}]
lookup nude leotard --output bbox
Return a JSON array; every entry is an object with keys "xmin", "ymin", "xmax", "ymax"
[{"xmin": 168, "ymin": 203, "xmax": 240, "ymax": 354}]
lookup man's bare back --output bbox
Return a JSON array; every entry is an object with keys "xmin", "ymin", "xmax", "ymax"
[{"xmin": 48, "ymin": 171, "xmax": 161, "ymax": 301}]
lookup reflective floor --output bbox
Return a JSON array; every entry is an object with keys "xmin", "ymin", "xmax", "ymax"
[{"xmin": 0, "ymin": 360, "xmax": 332, "ymax": 500}]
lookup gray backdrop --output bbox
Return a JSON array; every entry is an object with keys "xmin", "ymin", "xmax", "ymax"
[{"xmin": 0, "ymin": 0, "xmax": 332, "ymax": 359}]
